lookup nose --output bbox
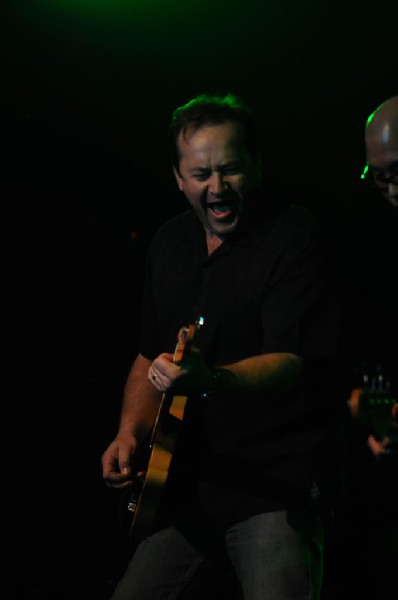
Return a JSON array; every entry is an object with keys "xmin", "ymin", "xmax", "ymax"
[{"xmin": 209, "ymin": 172, "xmax": 227, "ymax": 196}]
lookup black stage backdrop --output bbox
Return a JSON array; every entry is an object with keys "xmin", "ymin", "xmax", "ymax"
[{"xmin": 2, "ymin": 2, "xmax": 397, "ymax": 598}]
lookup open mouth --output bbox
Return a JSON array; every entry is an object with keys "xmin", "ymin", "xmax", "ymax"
[{"xmin": 207, "ymin": 200, "xmax": 238, "ymax": 219}]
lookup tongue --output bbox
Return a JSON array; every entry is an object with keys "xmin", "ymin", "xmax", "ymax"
[{"xmin": 210, "ymin": 204, "xmax": 234, "ymax": 218}]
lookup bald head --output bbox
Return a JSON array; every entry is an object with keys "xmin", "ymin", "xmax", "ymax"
[
  {"xmin": 366, "ymin": 96, "xmax": 398, "ymax": 150},
  {"xmin": 365, "ymin": 95, "xmax": 398, "ymax": 207}
]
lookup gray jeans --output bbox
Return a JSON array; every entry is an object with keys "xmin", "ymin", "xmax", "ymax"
[{"xmin": 110, "ymin": 506, "xmax": 326, "ymax": 600}]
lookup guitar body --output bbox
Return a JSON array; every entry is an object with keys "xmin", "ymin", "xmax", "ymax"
[
  {"xmin": 125, "ymin": 320, "xmax": 202, "ymax": 542},
  {"xmin": 126, "ymin": 394, "xmax": 188, "ymax": 541}
]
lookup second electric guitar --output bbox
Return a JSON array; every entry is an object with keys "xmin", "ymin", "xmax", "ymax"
[{"xmin": 348, "ymin": 364, "xmax": 397, "ymax": 444}]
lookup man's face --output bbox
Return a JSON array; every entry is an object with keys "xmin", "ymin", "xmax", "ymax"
[
  {"xmin": 174, "ymin": 121, "xmax": 261, "ymax": 239},
  {"xmin": 366, "ymin": 126, "xmax": 398, "ymax": 207}
]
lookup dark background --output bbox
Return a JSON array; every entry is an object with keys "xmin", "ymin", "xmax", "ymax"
[{"xmin": 2, "ymin": 1, "xmax": 397, "ymax": 598}]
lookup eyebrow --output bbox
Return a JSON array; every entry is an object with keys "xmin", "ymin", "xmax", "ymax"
[{"xmin": 190, "ymin": 161, "xmax": 239, "ymax": 172}]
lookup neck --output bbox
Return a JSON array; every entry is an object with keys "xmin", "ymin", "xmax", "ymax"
[{"xmin": 206, "ymin": 231, "xmax": 224, "ymax": 255}]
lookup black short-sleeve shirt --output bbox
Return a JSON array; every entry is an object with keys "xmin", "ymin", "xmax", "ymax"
[{"xmin": 139, "ymin": 198, "xmax": 344, "ymax": 526}]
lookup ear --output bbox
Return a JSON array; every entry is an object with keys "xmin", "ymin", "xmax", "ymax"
[{"xmin": 173, "ymin": 167, "xmax": 184, "ymax": 192}]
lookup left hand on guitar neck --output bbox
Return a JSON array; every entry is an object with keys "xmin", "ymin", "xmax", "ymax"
[{"xmin": 149, "ymin": 324, "xmax": 213, "ymax": 395}]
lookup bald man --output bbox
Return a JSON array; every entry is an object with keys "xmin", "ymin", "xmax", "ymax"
[
  {"xmin": 362, "ymin": 95, "xmax": 398, "ymax": 208},
  {"xmin": 335, "ymin": 97, "xmax": 398, "ymax": 600},
  {"xmin": 354, "ymin": 96, "xmax": 398, "ymax": 456}
]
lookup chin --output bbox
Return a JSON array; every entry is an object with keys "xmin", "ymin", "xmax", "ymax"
[{"xmin": 215, "ymin": 224, "xmax": 239, "ymax": 240}]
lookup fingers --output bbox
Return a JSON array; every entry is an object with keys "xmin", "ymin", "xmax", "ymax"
[
  {"xmin": 104, "ymin": 476, "xmax": 133, "ymax": 490},
  {"xmin": 103, "ymin": 461, "xmax": 133, "ymax": 489},
  {"xmin": 149, "ymin": 364, "xmax": 160, "ymax": 388},
  {"xmin": 102, "ymin": 438, "xmax": 136, "ymax": 489},
  {"xmin": 149, "ymin": 365, "xmax": 168, "ymax": 391},
  {"xmin": 367, "ymin": 434, "xmax": 392, "ymax": 458},
  {"xmin": 149, "ymin": 358, "xmax": 179, "ymax": 391}
]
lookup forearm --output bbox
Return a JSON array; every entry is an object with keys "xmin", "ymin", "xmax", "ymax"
[
  {"xmin": 208, "ymin": 352, "xmax": 303, "ymax": 395},
  {"xmin": 118, "ymin": 353, "xmax": 163, "ymax": 442}
]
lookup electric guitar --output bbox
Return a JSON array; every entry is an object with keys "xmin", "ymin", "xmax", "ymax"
[
  {"xmin": 348, "ymin": 364, "xmax": 397, "ymax": 446},
  {"xmin": 122, "ymin": 318, "xmax": 203, "ymax": 542}
]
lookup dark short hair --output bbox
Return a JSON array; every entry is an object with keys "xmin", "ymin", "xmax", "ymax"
[{"xmin": 169, "ymin": 93, "xmax": 259, "ymax": 173}]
